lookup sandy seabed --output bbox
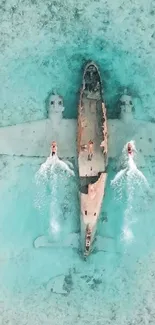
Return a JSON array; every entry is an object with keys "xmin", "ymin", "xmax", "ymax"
[{"xmin": 1, "ymin": 0, "xmax": 155, "ymax": 324}]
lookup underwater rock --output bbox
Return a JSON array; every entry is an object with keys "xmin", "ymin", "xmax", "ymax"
[
  {"xmin": 46, "ymin": 275, "xmax": 67, "ymax": 295},
  {"xmin": 100, "ymin": 211, "xmax": 108, "ymax": 223},
  {"xmin": 73, "ymin": 8, "xmax": 83, "ymax": 20},
  {"xmin": 46, "ymin": 271, "xmax": 73, "ymax": 295},
  {"xmin": 80, "ymin": 275, "xmax": 102, "ymax": 290},
  {"xmin": 11, "ymin": 5, "xmax": 17, "ymax": 13},
  {"xmin": 63, "ymin": 272, "xmax": 73, "ymax": 293},
  {"xmin": 90, "ymin": 278, "xmax": 102, "ymax": 290},
  {"xmin": 3, "ymin": 161, "xmax": 7, "ymax": 167},
  {"xmin": 80, "ymin": 275, "xmax": 93, "ymax": 283}
]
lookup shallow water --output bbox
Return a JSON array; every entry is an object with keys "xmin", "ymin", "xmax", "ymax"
[
  {"xmin": 0, "ymin": 155, "xmax": 155, "ymax": 324},
  {"xmin": 1, "ymin": 0, "xmax": 155, "ymax": 324},
  {"xmin": 1, "ymin": 0, "xmax": 155, "ymax": 125}
]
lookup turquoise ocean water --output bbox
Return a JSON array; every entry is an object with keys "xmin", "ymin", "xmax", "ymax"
[{"xmin": 1, "ymin": 0, "xmax": 155, "ymax": 324}]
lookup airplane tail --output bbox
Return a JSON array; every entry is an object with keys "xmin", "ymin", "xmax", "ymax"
[
  {"xmin": 34, "ymin": 234, "xmax": 117, "ymax": 255},
  {"xmin": 34, "ymin": 233, "xmax": 79, "ymax": 249}
]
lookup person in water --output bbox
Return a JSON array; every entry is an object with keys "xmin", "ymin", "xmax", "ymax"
[
  {"xmin": 127, "ymin": 142, "xmax": 133, "ymax": 156},
  {"xmin": 88, "ymin": 140, "xmax": 94, "ymax": 161},
  {"xmin": 51, "ymin": 141, "xmax": 57, "ymax": 156}
]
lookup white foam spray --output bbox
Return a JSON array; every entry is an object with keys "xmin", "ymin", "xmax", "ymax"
[
  {"xmin": 111, "ymin": 140, "xmax": 149, "ymax": 243},
  {"xmin": 34, "ymin": 154, "xmax": 75, "ymax": 220},
  {"xmin": 48, "ymin": 171, "xmax": 61, "ymax": 240}
]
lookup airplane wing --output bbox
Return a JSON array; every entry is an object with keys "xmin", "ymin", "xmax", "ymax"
[
  {"xmin": 108, "ymin": 118, "xmax": 155, "ymax": 168},
  {"xmin": 0, "ymin": 118, "xmax": 77, "ymax": 159}
]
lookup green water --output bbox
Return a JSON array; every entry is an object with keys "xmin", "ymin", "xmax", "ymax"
[{"xmin": 1, "ymin": 0, "xmax": 155, "ymax": 324}]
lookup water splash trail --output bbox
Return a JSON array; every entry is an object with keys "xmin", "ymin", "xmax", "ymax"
[
  {"xmin": 33, "ymin": 154, "xmax": 78, "ymax": 249},
  {"xmin": 49, "ymin": 171, "xmax": 61, "ymax": 240},
  {"xmin": 34, "ymin": 154, "xmax": 75, "ymax": 217},
  {"xmin": 111, "ymin": 141, "xmax": 150, "ymax": 242},
  {"xmin": 35, "ymin": 155, "xmax": 74, "ymax": 184}
]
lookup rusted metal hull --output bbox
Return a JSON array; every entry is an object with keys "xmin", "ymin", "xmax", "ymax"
[
  {"xmin": 80, "ymin": 173, "xmax": 107, "ymax": 256},
  {"xmin": 77, "ymin": 61, "xmax": 108, "ymax": 256}
]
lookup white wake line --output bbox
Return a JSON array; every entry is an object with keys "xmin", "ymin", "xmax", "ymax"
[{"xmin": 35, "ymin": 156, "xmax": 75, "ymax": 183}]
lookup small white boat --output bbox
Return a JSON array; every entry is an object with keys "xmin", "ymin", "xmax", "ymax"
[{"xmin": 77, "ymin": 61, "xmax": 108, "ymax": 256}]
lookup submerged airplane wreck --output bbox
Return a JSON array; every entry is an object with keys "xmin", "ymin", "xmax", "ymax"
[
  {"xmin": 1, "ymin": 61, "xmax": 155, "ymax": 257},
  {"xmin": 77, "ymin": 61, "xmax": 108, "ymax": 256}
]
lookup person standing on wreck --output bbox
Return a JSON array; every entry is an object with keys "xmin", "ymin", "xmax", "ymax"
[{"xmin": 88, "ymin": 140, "xmax": 94, "ymax": 161}]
